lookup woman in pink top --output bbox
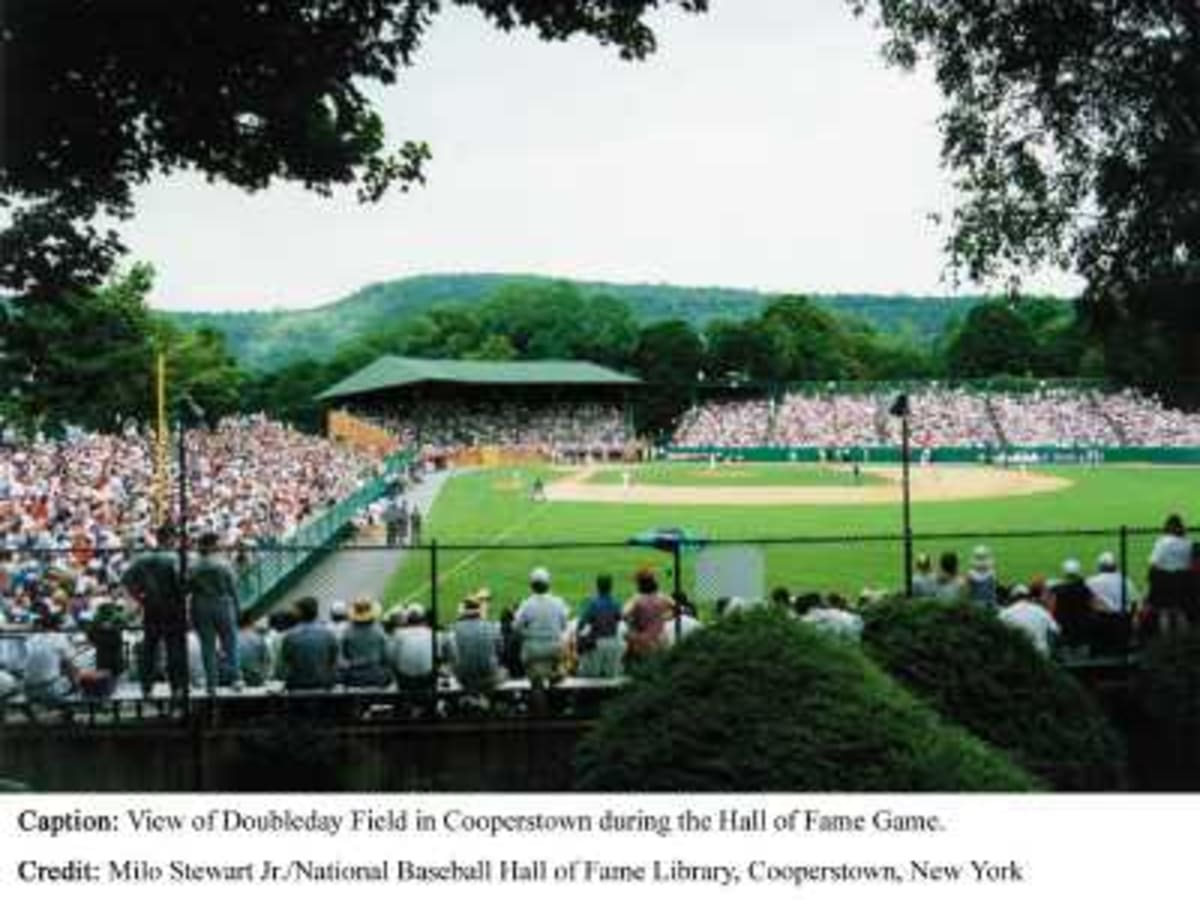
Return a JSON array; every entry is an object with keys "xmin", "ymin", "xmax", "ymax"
[{"xmin": 624, "ymin": 569, "xmax": 673, "ymax": 663}]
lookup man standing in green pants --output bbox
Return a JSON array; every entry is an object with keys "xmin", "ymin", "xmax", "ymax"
[
  {"xmin": 122, "ymin": 523, "xmax": 187, "ymax": 699},
  {"xmin": 187, "ymin": 531, "xmax": 242, "ymax": 693}
]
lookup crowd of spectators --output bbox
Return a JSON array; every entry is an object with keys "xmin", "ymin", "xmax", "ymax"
[
  {"xmin": 673, "ymin": 386, "xmax": 1200, "ymax": 450},
  {"xmin": 353, "ymin": 401, "xmax": 633, "ymax": 458},
  {"xmin": 0, "ymin": 563, "xmax": 707, "ymax": 708},
  {"xmin": 0, "ymin": 415, "xmax": 378, "ymax": 633}
]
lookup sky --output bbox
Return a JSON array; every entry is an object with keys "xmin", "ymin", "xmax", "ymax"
[{"xmin": 121, "ymin": 1, "xmax": 1083, "ymax": 312}]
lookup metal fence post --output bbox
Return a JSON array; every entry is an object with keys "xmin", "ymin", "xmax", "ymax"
[
  {"xmin": 1119, "ymin": 524, "xmax": 1129, "ymax": 613},
  {"xmin": 672, "ymin": 540, "xmax": 683, "ymax": 642},
  {"xmin": 672, "ymin": 541, "xmax": 682, "ymax": 598},
  {"xmin": 429, "ymin": 539, "xmax": 439, "ymax": 716}
]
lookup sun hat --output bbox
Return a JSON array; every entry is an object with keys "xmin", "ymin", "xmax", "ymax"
[{"xmin": 349, "ymin": 597, "xmax": 379, "ymax": 623}]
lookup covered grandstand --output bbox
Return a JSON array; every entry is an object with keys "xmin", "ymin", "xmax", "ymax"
[{"xmin": 317, "ymin": 356, "xmax": 642, "ymax": 463}]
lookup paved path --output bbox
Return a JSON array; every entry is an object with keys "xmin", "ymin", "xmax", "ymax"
[{"xmin": 273, "ymin": 469, "xmax": 454, "ymax": 617}]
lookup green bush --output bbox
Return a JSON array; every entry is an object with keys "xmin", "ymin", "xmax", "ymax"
[
  {"xmin": 574, "ymin": 611, "xmax": 1037, "ymax": 791},
  {"xmin": 862, "ymin": 600, "xmax": 1125, "ymax": 791},
  {"xmin": 1135, "ymin": 632, "xmax": 1200, "ymax": 788}
]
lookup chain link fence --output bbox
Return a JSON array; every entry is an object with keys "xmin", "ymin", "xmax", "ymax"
[{"xmin": 0, "ymin": 522, "xmax": 1176, "ymax": 731}]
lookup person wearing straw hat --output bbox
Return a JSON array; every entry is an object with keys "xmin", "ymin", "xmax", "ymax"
[
  {"xmin": 448, "ymin": 589, "xmax": 504, "ymax": 693},
  {"xmin": 339, "ymin": 597, "xmax": 390, "ymax": 687}
]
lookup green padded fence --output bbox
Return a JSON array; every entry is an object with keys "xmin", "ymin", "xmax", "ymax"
[
  {"xmin": 666, "ymin": 446, "xmax": 1200, "ymax": 464},
  {"xmin": 235, "ymin": 451, "xmax": 413, "ymax": 613}
]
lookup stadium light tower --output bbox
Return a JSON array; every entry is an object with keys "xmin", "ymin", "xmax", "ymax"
[{"xmin": 889, "ymin": 393, "xmax": 913, "ymax": 597}]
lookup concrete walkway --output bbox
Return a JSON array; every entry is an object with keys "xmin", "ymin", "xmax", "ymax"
[{"xmin": 273, "ymin": 468, "xmax": 454, "ymax": 617}]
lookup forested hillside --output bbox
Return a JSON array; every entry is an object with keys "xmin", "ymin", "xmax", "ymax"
[{"xmin": 168, "ymin": 273, "xmax": 988, "ymax": 371}]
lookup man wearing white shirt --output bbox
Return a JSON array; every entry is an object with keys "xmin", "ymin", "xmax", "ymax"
[
  {"xmin": 1148, "ymin": 514, "xmax": 1194, "ymax": 633},
  {"xmin": 515, "ymin": 567, "xmax": 569, "ymax": 686},
  {"xmin": 999, "ymin": 584, "xmax": 1060, "ymax": 656},
  {"xmin": 1086, "ymin": 552, "xmax": 1140, "ymax": 613}
]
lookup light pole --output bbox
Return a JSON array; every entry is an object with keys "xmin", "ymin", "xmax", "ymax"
[
  {"xmin": 890, "ymin": 393, "xmax": 913, "ymax": 597},
  {"xmin": 176, "ymin": 392, "xmax": 204, "ymax": 728}
]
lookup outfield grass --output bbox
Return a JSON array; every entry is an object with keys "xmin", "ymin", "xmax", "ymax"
[
  {"xmin": 384, "ymin": 463, "xmax": 1198, "ymax": 620},
  {"xmin": 584, "ymin": 461, "xmax": 886, "ymax": 487}
]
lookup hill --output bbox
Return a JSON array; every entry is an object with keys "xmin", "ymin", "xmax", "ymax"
[{"xmin": 167, "ymin": 273, "xmax": 989, "ymax": 371}]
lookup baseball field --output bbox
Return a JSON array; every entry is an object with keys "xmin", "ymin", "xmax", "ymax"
[{"xmin": 383, "ymin": 461, "xmax": 1199, "ymax": 618}]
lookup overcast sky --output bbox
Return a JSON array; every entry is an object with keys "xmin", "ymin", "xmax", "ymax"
[{"xmin": 121, "ymin": 1, "xmax": 1081, "ymax": 312}]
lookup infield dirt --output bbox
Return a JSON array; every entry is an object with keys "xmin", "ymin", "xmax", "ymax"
[{"xmin": 545, "ymin": 464, "xmax": 1073, "ymax": 506}]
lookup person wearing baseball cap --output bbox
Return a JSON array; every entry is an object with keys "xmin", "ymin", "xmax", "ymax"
[
  {"xmin": 1086, "ymin": 551, "xmax": 1140, "ymax": 614},
  {"xmin": 1051, "ymin": 558, "xmax": 1097, "ymax": 648},
  {"xmin": 515, "ymin": 566, "xmax": 569, "ymax": 687}
]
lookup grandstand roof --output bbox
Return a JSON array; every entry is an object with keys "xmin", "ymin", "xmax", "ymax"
[{"xmin": 316, "ymin": 356, "xmax": 640, "ymax": 401}]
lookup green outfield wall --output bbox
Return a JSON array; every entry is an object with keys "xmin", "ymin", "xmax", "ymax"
[{"xmin": 666, "ymin": 446, "xmax": 1200, "ymax": 465}]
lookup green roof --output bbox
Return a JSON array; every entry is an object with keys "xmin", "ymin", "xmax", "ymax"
[{"xmin": 317, "ymin": 356, "xmax": 640, "ymax": 401}]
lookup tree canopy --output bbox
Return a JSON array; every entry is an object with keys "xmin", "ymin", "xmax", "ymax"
[
  {"xmin": 851, "ymin": 1, "xmax": 1200, "ymax": 299},
  {"xmin": 1, "ymin": 0, "xmax": 708, "ymax": 296},
  {"xmin": 0, "ymin": 265, "xmax": 244, "ymax": 433}
]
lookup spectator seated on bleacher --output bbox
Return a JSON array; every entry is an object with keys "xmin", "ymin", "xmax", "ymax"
[
  {"xmin": 278, "ymin": 596, "xmax": 338, "ymax": 691},
  {"xmin": 237, "ymin": 614, "xmax": 272, "ymax": 687},
  {"xmin": 339, "ymin": 598, "xmax": 391, "ymax": 688},
  {"xmin": 661, "ymin": 591, "xmax": 704, "ymax": 648},
  {"xmin": 22, "ymin": 608, "xmax": 78, "ymax": 706},
  {"xmin": 966, "ymin": 546, "xmax": 998, "ymax": 611},
  {"xmin": 78, "ymin": 600, "xmax": 128, "ymax": 699},
  {"xmin": 575, "ymin": 574, "xmax": 624, "ymax": 677},
  {"xmin": 1087, "ymin": 552, "xmax": 1139, "ymax": 613},
  {"xmin": 515, "ymin": 567, "xmax": 569, "ymax": 687},
  {"xmin": 447, "ymin": 590, "xmax": 505, "ymax": 693},
  {"xmin": 797, "ymin": 593, "xmax": 863, "ymax": 642},
  {"xmin": 998, "ymin": 583, "xmax": 1060, "ymax": 656},
  {"xmin": 910, "ymin": 553, "xmax": 937, "ymax": 599},
  {"xmin": 1051, "ymin": 559, "xmax": 1097, "ymax": 649},
  {"xmin": 934, "ymin": 552, "xmax": 967, "ymax": 603},
  {"xmin": 622, "ymin": 568, "xmax": 673, "ymax": 666},
  {"xmin": 388, "ymin": 604, "xmax": 434, "ymax": 688}
]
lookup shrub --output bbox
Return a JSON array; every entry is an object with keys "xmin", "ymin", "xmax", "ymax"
[
  {"xmin": 862, "ymin": 600, "xmax": 1125, "ymax": 790},
  {"xmin": 1135, "ymin": 632, "xmax": 1200, "ymax": 788},
  {"xmin": 574, "ymin": 611, "xmax": 1036, "ymax": 791}
]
